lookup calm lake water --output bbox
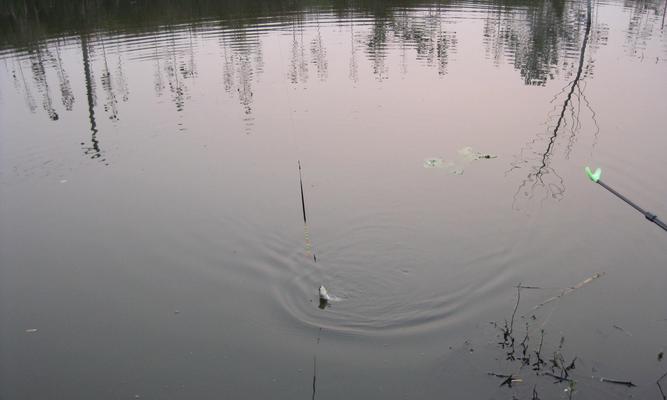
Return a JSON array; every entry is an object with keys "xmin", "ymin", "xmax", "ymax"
[{"xmin": 1, "ymin": 0, "xmax": 666, "ymax": 398}]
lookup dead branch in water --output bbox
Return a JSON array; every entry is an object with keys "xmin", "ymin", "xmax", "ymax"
[{"xmin": 528, "ymin": 272, "xmax": 605, "ymax": 314}]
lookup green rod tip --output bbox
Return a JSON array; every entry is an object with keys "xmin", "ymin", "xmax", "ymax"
[{"xmin": 585, "ymin": 166, "xmax": 602, "ymax": 183}]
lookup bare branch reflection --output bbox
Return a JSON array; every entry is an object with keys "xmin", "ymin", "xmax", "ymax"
[
  {"xmin": 509, "ymin": 0, "xmax": 596, "ymax": 211},
  {"xmin": 13, "ymin": 58, "xmax": 37, "ymax": 113},
  {"xmin": 0, "ymin": 0, "xmax": 663, "ymax": 162},
  {"xmin": 54, "ymin": 39, "xmax": 74, "ymax": 111},
  {"xmin": 167, "ymin": 28, "xmax": 186, "ymax": 112},
  {"xmin": 311, "ymin": 14, "xmax": 328, "ymax": 81},
  {"xmin": 218, "ymin": 24, "xmax": 262, "ymax": 132},
  {"xmin": 349, "ymin": 14, "xmax": 359, "ymax": 83},
  {"xmin": 482, "ymin": 0, "xmax": 587, "ymax": 86},
  {"xmin": 624, "ymin": 0, "xmax": 665, "ymax": 59},
  {"xmin": 289, "ymin": 14, "xmax": 309, "ymax": 84},
  {"xmin": 81, "ymin": 33, "xmax": 103, "ymax": 162},
  {"xmin": 99, "ymin": 38, "xmax": 119, "ymax": 121},
  {"xmin": 367, "ymin": 18, "xmax": 388, "ymax": 80},
  {"xmin": 30, "ymin": 46, "xmax": 58, "ymax": 120},
  {"xmin": 153, "ymin": 33, "xmax": 165, "ymax": 97}
]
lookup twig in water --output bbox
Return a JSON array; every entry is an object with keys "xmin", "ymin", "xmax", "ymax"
[
  {"xmin": 567, "ymin": 380, "xmax": 575, "ymax": 400},
  {"xmin": 543, "ymin": 372, "xmax": 574, "ymax": 383},
  {"xmin": 510, "ymin": 283, "xmax": 521, "ymax": 335},
  {"xmin": 548, "ymin": 338, "xmax": 576, "ymax": 382},
  {"xmin": 599, "ymin": 377, "xmax": 637, "ymax": 387},
  {"xmin": 528, "ymin": 272, "xmax": 605, "ymax": 314},
  {"xmin": 498, "ymin": 284, "xmax": 522, "ymax": 360},
  {"xmin": 533, "ymin": 329, "xmax": 546, "ymax": 371},
  {"xmin": 520, "ymin": 322, "xmax": 531, "ymax": 366},
  {"xmin": 612, "ymin": 324, "xmax": 632, "ymax": 336},
  {"xmin": 657, "ymin": 371, "xmax": 667, "ymax": 400},
  {"xmin": 488, "ymin": 372, "xmax": 523, "ymax": 388}
]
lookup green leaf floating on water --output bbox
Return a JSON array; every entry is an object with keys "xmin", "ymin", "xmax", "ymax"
[
  {"xmin": 458, "ymin": 146, "xmax": 477, "ymax": 161},
  {"xmin": 423, "ymin": 158, "xmax": 443, "ymax": 168},
  {"xmin": 458, "ymin": 146, "xmax": 497, "ymax": 161},
  {"xmin": 424, "ymin": 147, "xmax": 496, "ymax": 175}
]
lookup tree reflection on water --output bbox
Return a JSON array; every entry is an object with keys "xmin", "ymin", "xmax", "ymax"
[
  {"xmin": 509, "ymin": 0, "xmax": 596, "ymax": 211},
  {"xmin": 0, "ymin": 0, "xmax": 664, "ymax": 169}
]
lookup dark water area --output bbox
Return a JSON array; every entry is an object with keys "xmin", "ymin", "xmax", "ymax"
[{"xmin": 1, "ymin": 0, "xmax": 667, "ymax": 398}]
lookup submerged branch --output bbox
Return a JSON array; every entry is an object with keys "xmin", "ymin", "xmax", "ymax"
[
  {"xmin": 527, "ymin": 272, "xmax": 605, "ymax": 315},
  {"xmin": 600, "ymin": 377, "xmax": 636, "ymax": 387},
  {"xmin": 658, "ymin": 371, "xmax": 667, "ymax": 400}
]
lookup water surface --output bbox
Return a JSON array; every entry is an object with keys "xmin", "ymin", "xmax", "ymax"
[{"xmin": 1, "ymin": 0, "xmax": 667, "ymax": 398}]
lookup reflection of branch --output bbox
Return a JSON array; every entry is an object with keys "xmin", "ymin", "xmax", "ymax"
[
  {"xmin": 385, "ymin": 7, "xmax": 457, "ymax": 78},
  {"xmin": 311, "ymin": 14, "xmax": 327, "ymax": 81},
  {"xmin": 367, "ymin": 19, "xmax": 388, "ymax": 80},
  {"xmin": 168, "ymin": 28, "xmax": 185, "ymax": 112},
  {"xmin": 289, "ymin": 15, "xmax": 308, "ymax": 84},
  {"xmin": 536, "ymin": 0, "xmax": 592, "ymax": 176},
  {"xmin": 625, "ymin": 0, "xmax": 661, "ymax": 58},
  {"xmin": 81, "ymin": 34, "xmax": 103, "ymax": 162},
  {"xmin": 218, "ymin": 25, "xmax": 260, "ymax": 131},
  {"xmin": 579, "ymin": 81, "xmax": 600, "ymax": 151},
  {"xmin": 100, "ymin": 38, "xmax": 119, "ymax": 120},
  {"xmin": 185, "ymin": 27, "xmax": 197, "ymax": 79},
  {"xmin": 483, "ymin": 0, "xmax": 583, "ymax": 86},
  {"xmin": 115, "ymin": 41, "xmax": 129, "ymax": 102},
  {"xmin": 510, "ymin": 0, "xmax": 593, "ymax": 210},
  {"xmin": 31, "ymin": 46, "xmax": 59, "ymax": 120},
  {"xmin": 221, "ymin": 33, "xmax": 234, "ymax": 91},
  {"xmin": 349, "ymin": 15, "xmax": 359, "ymax": 83},
  {"xmin": 54, "ymin": 38, "xmax": 74, "ymax": 111},
  {"xmin": 16, "ymin": 59, "xmax": 37, "ymax": 113},
  {"xmin": 153, "ymin": 33, "xmax": 165, "ymax": 96}
]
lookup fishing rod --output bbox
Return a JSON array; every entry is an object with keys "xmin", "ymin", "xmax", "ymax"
[{"xmin": 585, "ymin": 167, "xmax": 667, "ymax": 232}]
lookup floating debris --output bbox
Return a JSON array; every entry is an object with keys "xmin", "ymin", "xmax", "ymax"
[
  {"xmin": 423, "ymin": 158, "xmax": 463, "ymax": 174},
  {"xmin": 319, "ymin": 285, "xmax": 331, "ymax": 302},
  {"xmin": 612, "ymin": 324, "xmax": 632, "ymax": 336},
  {"xmin": 319, "ymin": 285, "xmax": 331, "ymax": 309},
  {"xmin": 423, "ymin": 158, "xmax": 443, "ymax": 168},
  {"xmin": 424, "ymin": 147, "xmax": 496, "ymax": 175},
  {"xmin": 599, "ymin": 377, "xmax": 636, "ymax": 387},
  {"xmin": 528, "ymin": 272, "xmax": 605, "ymax": 313},
  {"xmin": 25, "ymin": 329, "xmax": 38, "ymax": 333},
  {"xmin": 543, "ymin": 372, "xmax": 574, "ymax": 383},
  {"xmin": 488, "ymin": 372, "xmax": 522, "ymax": 388},
  {"xmin": 458, "ymin": 146, "xmax": 497, "ymax": 161}
]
